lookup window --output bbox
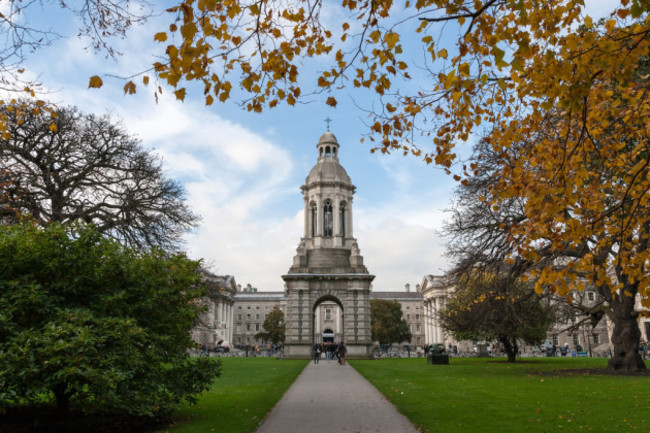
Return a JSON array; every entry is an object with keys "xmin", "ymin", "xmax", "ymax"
[
  {"xmin": 406, "ymin": 314, "xmax": 411, "ymax": 320},
  {"xmin": 416, "ymin": 324, "xmax": 421, "ymax": 332},
  {"xmin": 256, "ymin": 314, "xmax": 260, "ymax": 321},
  {"xmin": 593, "ymin": 334, "xmax": 600, "ymax": 344},
  {"xmin": 256, "ymin": 306, "xmax": 260, "ymax": 309},
  {"xmin": 339, "ymin": 203, "xmax": 345, "ymax": 237},
  {"xmin": 237, "ymin": 306, "xmax": 242, "ymax": 310},
  {"xmin": 236, "ymin": 324, "xmax": 241, "ymax": 332},
  {"xmin": 406, "ymin": 306, "xmax": 411, "ymax": 310},
  {"xmin": 573, "ymin": 334, "xmax": 579, "ymax": 346},
  {"xmin": 237, "ymin": 314, "xmax": 242, "ymax": 321},
  {"xmin": 246, "ymin": 314, "xmax": 251, "ymax": 321},
  {"xmin": 255, "ymin": 324, "xmax": 260, "ymax": 331},
  {"xmin": 246, "ymin": 324, "xmax": 250, "ymax": 331},
  {"xmin": 325, "ymin": 308, "xmax": 332, "ymax": 320},
  {"xmin": 247, "ymin": 306, "xmax": 251, "ymax": 309},
  {"xmin": 311, "ymin": 203, "xmax": 317, "ymax": 236},
  {"xmin": 323, "ymin": 201, "xmax": 333, "ymax": 237},
  {"xmin": 415, "ymin": 314, "xmax": 420, "ymax": 320},
  {"xmin": 552, "ymin": 335, "xmax": 559, "ymax": 346},
  {"xmin": 587, "ymin": 292, "xmax": 595, "ymax": 301}
]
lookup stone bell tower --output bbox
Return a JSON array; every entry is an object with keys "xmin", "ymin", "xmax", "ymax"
[{"xmin": 282, "ymin": 130, "xmax": 374, "ymax": 359}]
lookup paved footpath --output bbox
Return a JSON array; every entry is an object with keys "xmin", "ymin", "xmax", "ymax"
[{"xmin": 255, "ymin": 360, "xmax": 419, "ymax": 433}]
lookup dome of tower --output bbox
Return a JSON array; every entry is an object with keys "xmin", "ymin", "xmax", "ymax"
[
  {"xmin": 305, "ymin": 160, "xmax": 351, "ymax": 185},
  {"xmin": 318, "ymin": 131, "xmax": 338, "ymax": 146},
  {"xmin": 303, "ymin": 130, "xmax": 352, "ymax": 186}
]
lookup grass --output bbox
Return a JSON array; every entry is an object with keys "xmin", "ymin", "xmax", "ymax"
[
  {"xmin": 350, "ymin": 357, "xmax": 650, "ymax": 433},
  {"xmin": 159, "ymin": 358, "xmax": 308, "ymax": 433}
]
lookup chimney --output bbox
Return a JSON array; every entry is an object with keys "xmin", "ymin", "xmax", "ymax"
[{"xmin": 405, "ymin": 283, "xmax": 410, "ymax": 293}]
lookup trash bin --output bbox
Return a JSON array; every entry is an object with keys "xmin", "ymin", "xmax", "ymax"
[{"xmin": 426, "ymin": 343, "xmax": 449, "ymax": 365}]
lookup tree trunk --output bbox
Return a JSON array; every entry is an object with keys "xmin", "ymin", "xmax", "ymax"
[
  {"xmin": 500, "ymin": 337, "xmax": 518, "ymax": 362},
  {"xmin": 52, "ymin": 383, "xmax": 71, "ymax": 416},
  {"xmin": 608, "ymin": 291, "xmax": 646, "ymax": 371}
]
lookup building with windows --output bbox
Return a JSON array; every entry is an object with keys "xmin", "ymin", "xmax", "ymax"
[{"xmin": 232, "ymin": 284, "xmax": 285, "ymax": 347}]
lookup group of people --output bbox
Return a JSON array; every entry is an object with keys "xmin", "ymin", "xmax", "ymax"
[{"xmin": 313, "ymin": 341, "xmax": 347, "ymax": 365}]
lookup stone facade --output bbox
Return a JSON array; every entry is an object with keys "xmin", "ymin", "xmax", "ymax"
[
  {"xmin": 232, "ymin": 284, "xmax": 285, "ymax": 347},
  {"xmin": 191, "ymin": 273, "xmax": 236, "ymax": 349},
  {"xmin": 419, "ymin": 274, "xmax": 475, "ymax": 353},
  {"xmin": 229, "ymin": 285, "xmax": 424, "ymax": 349},
  {"xmin": 222, "ymin": 275, "xmax": 650, "ymax": 355},
  {"xmin": 419, "ymin": 273, "xmax": 650, "ymax": 356}
]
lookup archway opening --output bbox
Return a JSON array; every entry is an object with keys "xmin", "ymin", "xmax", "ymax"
[{"xmin": 313, "ymin": 295, "xmax": 344, "ymax": 345}]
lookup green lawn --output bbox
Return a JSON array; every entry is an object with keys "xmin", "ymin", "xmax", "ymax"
[
  {"xmin": 351, "ymin": 357, "xmax": 650, "ymax": 433},
  {"xmin": 159, "ymin": 358, "xmax": 308, "ymax": 433}
]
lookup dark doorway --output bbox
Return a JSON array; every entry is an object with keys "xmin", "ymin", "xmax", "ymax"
[{"xmin": 322, "ymin": 329, "xmax": 335, "ymax": 343}]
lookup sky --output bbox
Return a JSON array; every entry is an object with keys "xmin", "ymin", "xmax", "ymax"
[{"xmin": 8, "ymin": 0, "xmax": 617, "ymax": 292}]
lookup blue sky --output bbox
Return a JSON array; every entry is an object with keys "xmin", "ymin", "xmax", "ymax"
[{"xmin": 7, "ymin": 0, "xmax": 616, "ymax": 291}]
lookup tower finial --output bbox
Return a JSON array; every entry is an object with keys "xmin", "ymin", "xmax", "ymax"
[{"xmin": 324, "ymin": 116, "xmax": 332, "ymax": 131}]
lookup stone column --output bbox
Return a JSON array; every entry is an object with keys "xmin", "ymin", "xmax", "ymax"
[
  {"xmin": 316, "ymin": 199, "xmax": 323, "ymax": 237},
  {"xmin": 427, "ymin": 298, "xmax": 435, "ymax": 344},
  {"xmin": 434, "ymin": 297, "xmax": 443, "ymax": 343},
  {"xmin": 209, "ymin": 301, "xmax": 215, "ymax": 327},
  {"xmin": 227, "ymin": 303, "xmax": 233, "ymax": 343},
  {"xmin": 304, "ymin": 197, "xmax": 309, "ymax": 238},
  {"xmin": 423, "ymin": 302, "xmax": 429, "ymax": 344},
  {"xmin": 431, "ymin": 299, "xmax": 437, "ymax": 343},
  {"xmin": 348, "ymin": 198, "xmax": 354, "ymax": 237},
  {"xmin": 333, "ymin": 201, "xmax": 340, "ymax": 238}
]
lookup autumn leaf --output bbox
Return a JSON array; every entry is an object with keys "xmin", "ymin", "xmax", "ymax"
[
  {"xmin": 123, "ymin": 81, "xmax": 136, "ymax": 95},
  {"xmin": 174, "ymin": 88, "xmax": 187, "ymax": 101},
  {"xmin": 88, "ymin": 75, "xmax": 103, "ymax": 88}
]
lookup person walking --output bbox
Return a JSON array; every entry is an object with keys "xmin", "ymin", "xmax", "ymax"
[
  {"xmin": 338, "ymin": 341, "xmax": 347, "ymax": 365},
  {"xmin": 313, "ymin": 343, "xmax": 321, "ymax": 364}
]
